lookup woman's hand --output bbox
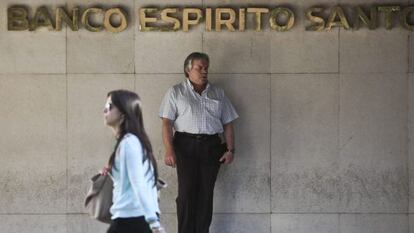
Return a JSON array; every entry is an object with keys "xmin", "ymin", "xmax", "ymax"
[{"xmin": 100, "ymin": 166, "xmax": 110, "ymax": 176}]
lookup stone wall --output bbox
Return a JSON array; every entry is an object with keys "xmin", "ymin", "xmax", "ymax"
[{"xmin": 0, "ymin": 0, "xmax": 412, "ymax": 232}]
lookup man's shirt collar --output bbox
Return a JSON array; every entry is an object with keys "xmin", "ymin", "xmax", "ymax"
[{"xmin": 186, "ymin": 78, "xmax": 210, "ymax": 95}]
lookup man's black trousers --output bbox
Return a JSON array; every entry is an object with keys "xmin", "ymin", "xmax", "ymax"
[{"xmin": 173, "ymin": 132, "xmax": 223, "ymax": 233}]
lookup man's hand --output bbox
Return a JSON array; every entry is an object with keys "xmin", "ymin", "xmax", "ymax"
[
  {"xmin": 164, "ymin": 149, "xmax": 176, "ymax": 167},
  {"xmin": 152, "ymin": 227, "xmax": 166, "ymax": 233},
  {"xmin": 219, "ymin": 151, "xmax": 234, "ymax": 165},
  {"xmin": 162, "ymin": 118, "xmax": 176, "ymax": 168}
]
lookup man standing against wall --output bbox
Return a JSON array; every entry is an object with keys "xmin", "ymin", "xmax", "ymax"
[{"xmin": 159, "ymin": 52, "xmax": 238, "ymax": 233}]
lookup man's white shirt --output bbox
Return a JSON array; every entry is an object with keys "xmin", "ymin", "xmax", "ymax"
[{"xmin": 159, "ymin": 79, "xmax": 238, "ymax": 135}]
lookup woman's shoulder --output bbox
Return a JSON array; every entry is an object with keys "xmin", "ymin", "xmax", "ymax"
[{"xmin": 121, "ymin": 133, "xmax": 142, "ymax": 148}]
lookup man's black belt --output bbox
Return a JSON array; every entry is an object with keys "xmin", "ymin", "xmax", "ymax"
[{"xmin": 175, "ymin": 131, "xmax": 219, "ymax": 140}]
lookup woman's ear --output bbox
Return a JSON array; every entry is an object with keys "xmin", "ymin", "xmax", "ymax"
[{"xmin": 118, "ymin": 114, "xmax": 125, "ymax": 124}]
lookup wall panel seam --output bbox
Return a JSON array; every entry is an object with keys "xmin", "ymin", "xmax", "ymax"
[
  {"xmin": 269, "ymin": 75, "xmax": 272, "ymax": 219},
  {"xmin": 65, "ymin": 21, "xmax": 69, "ymax": 220},
  {"xmin": 133, "ymin": 0, "xmax": 136, "ymax": 74}
]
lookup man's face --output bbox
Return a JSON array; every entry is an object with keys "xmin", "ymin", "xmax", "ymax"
[{"xmin": 187, "ymin": 59, "xmax": 209, "ymax": 86}]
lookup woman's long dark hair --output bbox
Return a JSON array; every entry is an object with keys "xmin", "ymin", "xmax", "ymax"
[{"xmin": 107, "ymin": 90, "xmax": 158, "ymax": 186}]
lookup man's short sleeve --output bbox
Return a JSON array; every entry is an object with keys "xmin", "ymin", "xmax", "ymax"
[
  {"xmin": 159, "ymin": 87, "xmax": 177, "ymax": 121},
  {"xmin": 221, "ymin": 93, "xmax": 239, "ymax": 124}
]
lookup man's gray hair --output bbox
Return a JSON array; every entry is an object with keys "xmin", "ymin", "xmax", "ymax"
[{"xmin": 183, "ymin": 52, "xmax": 210, "ymax": 77}]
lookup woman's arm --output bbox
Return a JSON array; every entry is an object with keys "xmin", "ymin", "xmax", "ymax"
[{"xmin": 121, "ymin": 136, "xmax": 160, "ymax": 227}]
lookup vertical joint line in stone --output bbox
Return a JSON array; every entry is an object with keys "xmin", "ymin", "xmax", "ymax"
[
  {"xmin": 337, "ymin": 72, "xmax": 340, "ymax": 160},
  {"xmin": 338, "ymin": 29, "xmax": 341, "ymax": 74},
  {"xmin": 407, "ymin": 72, "xmax": 410, "ymax": 215},
  {"xmin": 65, "ymin": 24, "xmax": 68, "ymax": 75},
  {"xmin": 408, "ymin": 34, "xmax": 411, "ymax": 215},
  {"xmin": 65, "ymin": 73, "xmax": 69, "ymax": 214},
  {"xmin": 408, "ymin": 35, "xmax": 410, "ymax": 74},
  {"xmin": 269, "ymin": 212, "xmax": 272, "ymax": 233},
  {"xmin": 336, "ymin": 74, "xmax": 341, "ymax": 210},
  {"xmin": 133, "ymin": 1, "xmax": 137, "ymax": 74},
  {"xmin": 269, "ymin": 76, "xmax": 272, "ymax": 214},
  {"xmin": 337, "ymin": 214, "xmax": 341, "ymax": 233},
  {"xmin": 202, "ymin": 32, "xmax": 204, "ymax": 52},
  {"xmin": 337, "ymin": 28, "xmax": 341, "ymax": 188},
  {"xmin": 134, "ymin": 74, "xmax": 137, "ymax": 91},
  {"xmin": 65, "ymin": 22, "xmax": 69, "ymax": 214}
]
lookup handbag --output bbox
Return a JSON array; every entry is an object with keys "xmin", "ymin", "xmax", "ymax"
[
  {"xmin": 84, "ymin": 173, "xmax": 113, "ymax": 224},
  {"xmin": 84, "ymin": 171, "xmax": 167, "ymax": 224}
]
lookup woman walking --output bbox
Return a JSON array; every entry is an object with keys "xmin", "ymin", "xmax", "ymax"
[{"xmin": 102, "ymin": 89, "xmax": 165, "ymax": 233}]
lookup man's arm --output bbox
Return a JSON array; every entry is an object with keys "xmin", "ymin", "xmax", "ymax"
[
  {"xmin": 220, "ymin": 122, "xmax": 235, "ymax": 165},
  {"xmin": 161, "ymin": 118, "xmax": 176, "ymax": 167}
]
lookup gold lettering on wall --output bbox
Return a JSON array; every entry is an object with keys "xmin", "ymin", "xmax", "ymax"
[
  {"xmin": 269, "ymin": 7, "xmax": 295, "ymax": 31},
  {"xmin": 139, "ymin": 8, "xmax": 158, "ymax": 31},
  {"xmin": 56, "ymin": 7, "xmax": 79, "ymax": 31},
  {"xmin": 8, "ymin": 6, "xmax": 127, "ymax": 32},
  {"xmin": 215, "ymin": 8, "xmax": 236, "ymax": 32},
  {"xmin": 326, "ymin": 6, "xmax": 350, "ymax": 30},
  {"xmin": 82, "ymin": 8, "xmax": 103, "ymax": 32},
  {"xmin": 6, "ymin": 4, "xmax": 414, "ymax": 32},
  {"xmin": 378, "ymin": 6, "xmax": 400, "ymax": 30},
  {"xmin": 183, "ymin": 8, "xmax": 202, "ymax": 32},
  {"xmin": 354, "ymin": 6, "xmax": 377, "ymax": 30},
  {"xmin": 104, "ymin": 8, "xmax": 128, "ymax": 33},
  {"xmin": 160, "ymin": 8, "xmax": 180, "ymax": 31},
  {"xmin": 30, "ymin": 6, "xmax": 54, "ymax": 31},
  {"xmin": 305, "ymin": 7, "xmax": 325, "ymax": 31},
  {"xmin": 8, "ymin": 6, "xmax": 29, "ymax": 31},
  {"xmin": 400, "ymin": 6, "xmax": 414, "ymax": 31},
  {"xmin": 247, "ymin": 8, "xmax": 269, "ymax": 31}
]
